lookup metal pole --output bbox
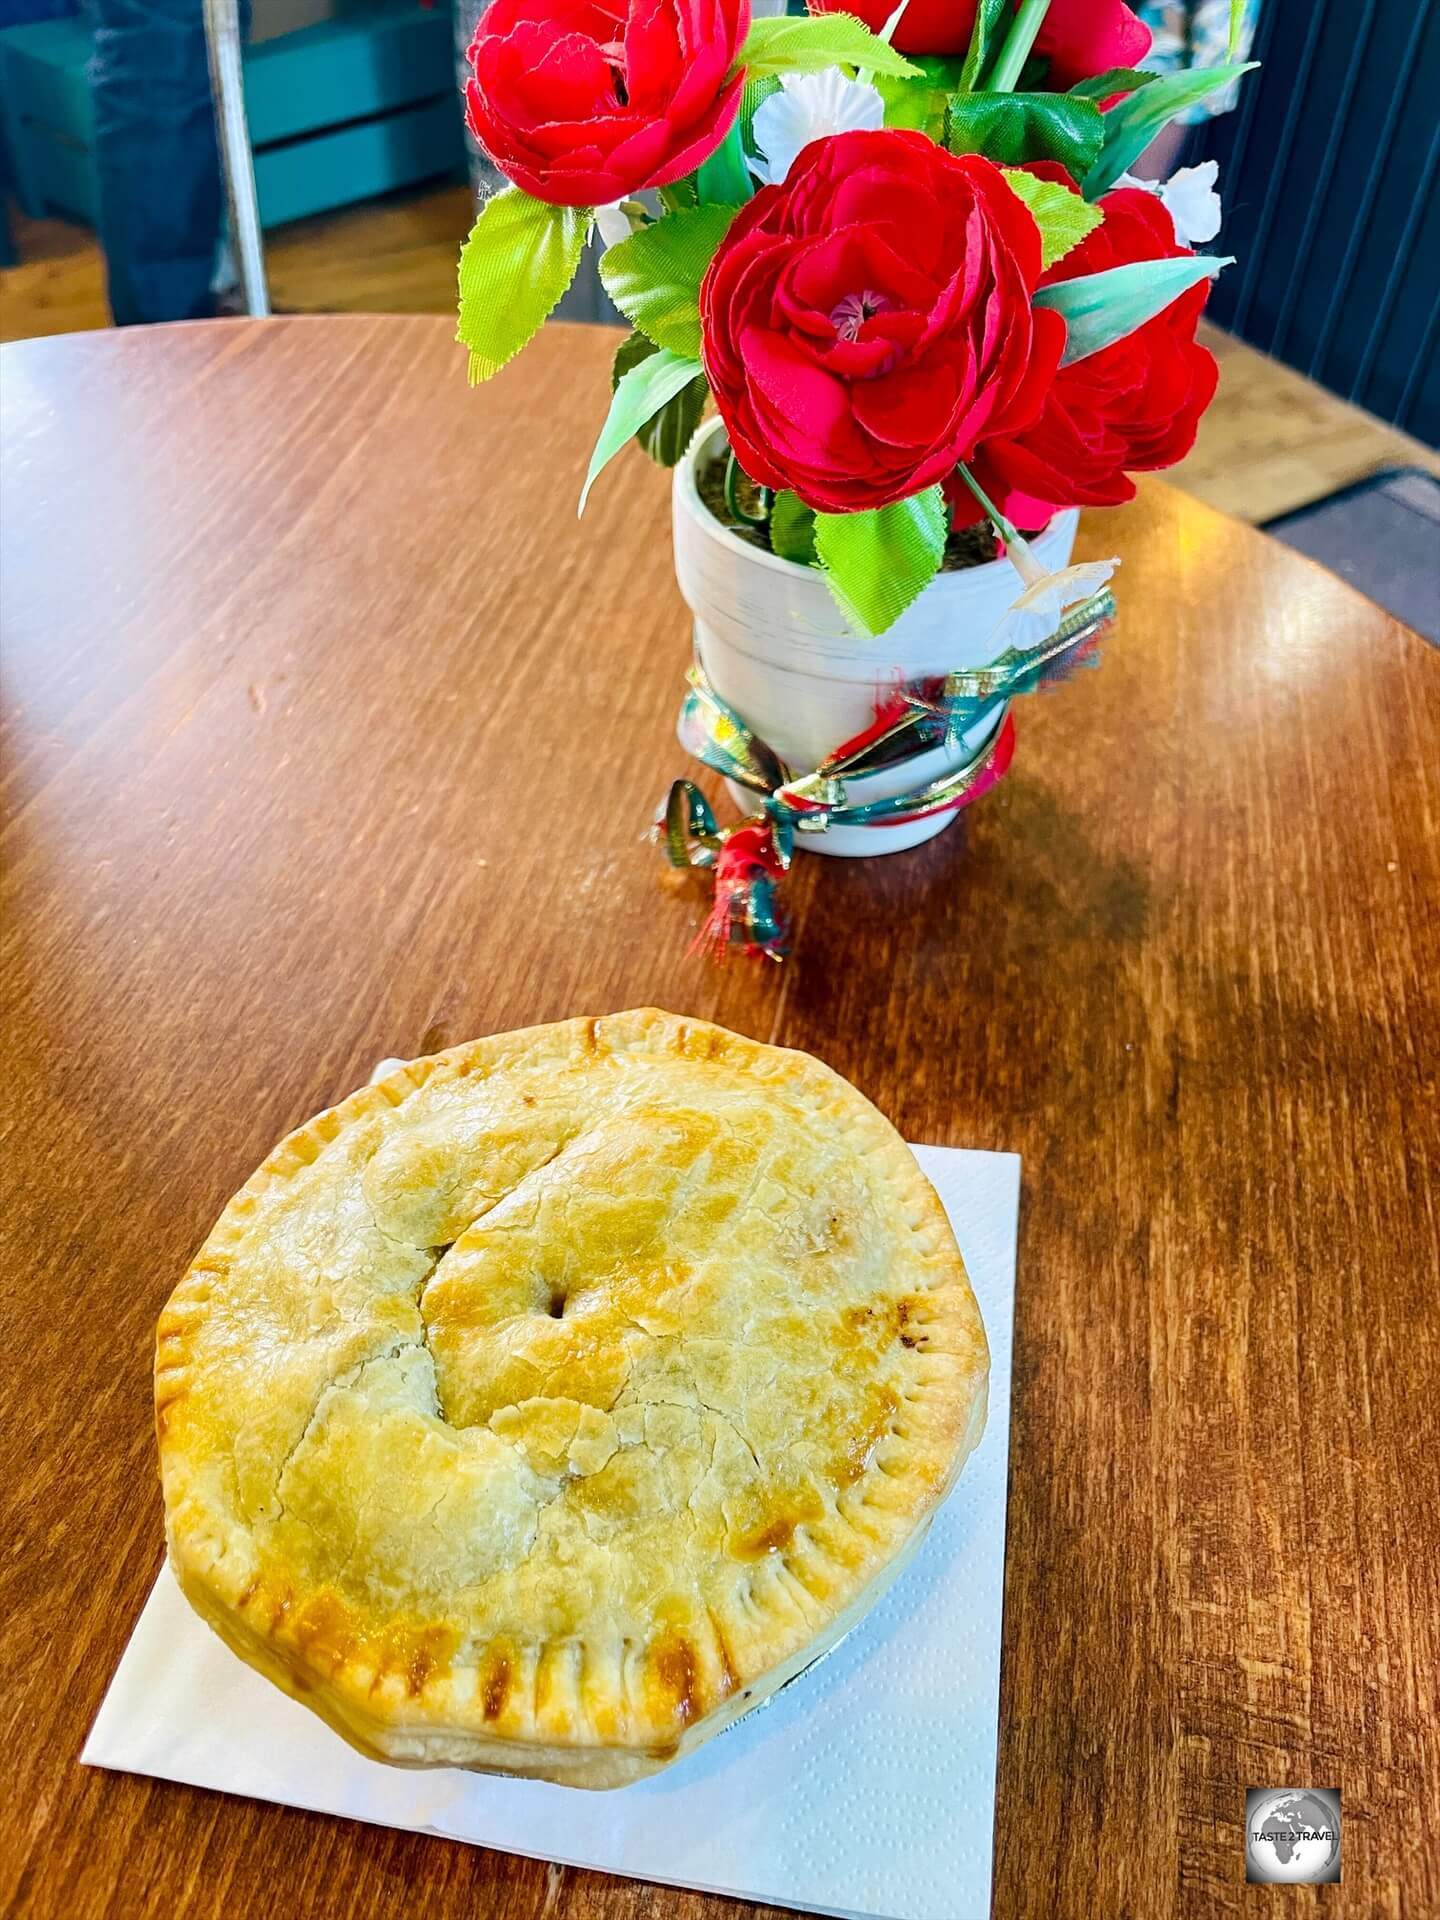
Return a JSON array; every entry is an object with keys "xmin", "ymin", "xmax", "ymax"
[{"xmin": 203, "ymin": 0, "xmax": 269, "ymax": 317}]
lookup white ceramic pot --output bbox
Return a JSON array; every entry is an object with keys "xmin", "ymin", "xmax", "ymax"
[{"xmin": 672, "ymin": 417, "xmax": 1079, "ymax": 857}]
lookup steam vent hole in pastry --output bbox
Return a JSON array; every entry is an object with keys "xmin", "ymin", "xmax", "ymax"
[{"xmin": 156, "ymin": 1011, "xmax": 989, "ymax": 1786}]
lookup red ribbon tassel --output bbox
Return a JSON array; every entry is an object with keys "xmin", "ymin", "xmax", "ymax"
[{"xmin": 691, "ymin": 820, "xmax": 789, "ymax": 962}]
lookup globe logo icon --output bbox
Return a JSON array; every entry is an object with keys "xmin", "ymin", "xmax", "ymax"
[{"xmin": 1245, "ymin": 1789, "xmax": 1341, "ymax": 1883}]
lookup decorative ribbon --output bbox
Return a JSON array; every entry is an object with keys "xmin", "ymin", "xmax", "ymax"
[{"xmin": 657, "ymin": 588, "xmax": 1116, "ymax": 962}]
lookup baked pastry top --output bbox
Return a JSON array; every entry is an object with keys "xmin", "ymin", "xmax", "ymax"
[{"xmin": 156, "ymin": 1009, "xmax": 988, "ymax": 1787}]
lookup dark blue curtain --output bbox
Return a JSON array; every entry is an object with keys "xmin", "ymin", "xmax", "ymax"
[{"xmin": 1200, "ymin": 0, "xmax": 1439, "ymax": 445}]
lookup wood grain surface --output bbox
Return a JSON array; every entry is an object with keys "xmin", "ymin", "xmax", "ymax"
[{"xmin": 1, "ymin": 317, "xmax": 1436, "ymax": 1920}]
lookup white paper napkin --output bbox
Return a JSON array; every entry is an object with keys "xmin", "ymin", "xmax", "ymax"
[{"xmin": 84, "ymin": 1145, "xmax": 1019, "ymax": 1920}]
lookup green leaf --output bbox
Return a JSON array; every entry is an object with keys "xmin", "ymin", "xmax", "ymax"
[
  {"xmin": 645, "ymin": 378, "xmax": 708, "ymax": 468},
  {"xmin": 1000, "ymin": 167, "xmax": 1104, "ymax": 269},
  {"xmin": 876, "ymin": 55, "xmax": 965, "ymax": 139},
  {"xmin": 814, "ymin": 488, "xmax": 947, "ymax": 637},
  {"xmin": 599, "ymin": 205, "xmax": 737, "ymax": 358},
  {"xmin": 456, "ymin": 190, "xmax": 590, "ymax": 385},
  {"xmin": 910, "ymin": 53, "xmax": 970, "ymax": 93},
  {"xmin": 1066, "ymin": 66, "xmax": 1160, "ymax": 101},
  {"xmin": 740, "ymin": 72, "xmax": 781, "ymax": 154},
  {"xmin": 876, "ymin": 71, "xmax": 939, "ymax": 136},
  {"xmin": 769, "ymin": 491, "xmax": 817, "ymax": 566},
  {"xmin": 1035, "ymin": 255, "xmax": 1233, "ymax": 365},
  {"xmin": 581, "ymin": 347, "xmax": 704, "ymax": 511},
  {"xmin": 737, "ymin": 13, "xmax": 921, "ymax": 80},
  {"xmin": 1229, "ymin": 0, "xmax": 1246, "ymax": 60},
  {"xmin": 946, "ymin": 93, "xmax": 1105, "ymax": 182},
  {"xmin": 1083, "ymin": 61, "xmax": 1259, "ymax": 197},
  {"xmin": 959, "ymin": 0, "xmax": 1008, "ymax": 90},
  {"xmin": 611, "ymin": 331, "xmax": 656, "ymax": 387},
  {"xmin": 610, "ymin": 333, "xmax": 709, "ymax": 467},
  {"xmin": 694, "ymin": 116, "xmax": 752, "ymax": 206}
]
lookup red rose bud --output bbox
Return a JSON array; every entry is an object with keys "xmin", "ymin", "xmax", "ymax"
[
  {"xmin": 699, "ymin": 129, "xmax": 1066, "ymax": 515},
  {"xmin": 807, "ymin": 0, "xmax": 1150, "ymax": 86},
  {"xmin": 466, "ymin": 0, "xmax": 750, "ymax": 208},
  {"xmin": 958, "ymin": 172, "xmax": 1219, "ymax": 527}
]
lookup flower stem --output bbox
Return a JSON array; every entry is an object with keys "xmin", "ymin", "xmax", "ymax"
[
  {"xmin": 954, "ymin": 463, "xmax": 1019, "ymax": 546},
  {"xmin": 983, "ymin": 0, "xmax": 1052, "ymax": 92},
  {"xmin": 725, "ymin": 451, "xmax": 770, "ymax": 526},
  {"xmin": 956, "ymin": 464, "xmax": 1051, "ymax": 588},
  {"xmin": 875, "ymin": 0, "xmax": 916, "ymax": 45}
]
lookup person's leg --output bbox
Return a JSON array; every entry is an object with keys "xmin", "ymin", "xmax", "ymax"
[{"xmin": 89, "ymin": 0, "xmax": 226, "ymax": 324}]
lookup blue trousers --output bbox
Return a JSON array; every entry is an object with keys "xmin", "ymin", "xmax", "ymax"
[{"xmin": 88, "ymin": 0, "xmax": 249, "ymax": 325}]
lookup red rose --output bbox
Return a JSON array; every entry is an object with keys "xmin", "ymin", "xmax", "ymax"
[
  {"xmin": 699, "ymin": 129, "xmax": 1065, "ymax": 514},
  {"xmin": 465, "ymin": 0, "xmax": 750, "ymax": 208},
  {"xmin": 806, "ymin": 0, "xmax": 1150, "ymax": 86},
  {"xmin": 958, "ymin": 175, "xmax": 1218, "ymax": 525}
]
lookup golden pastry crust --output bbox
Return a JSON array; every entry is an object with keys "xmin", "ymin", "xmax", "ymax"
[{"xmin": 156, "ymin": 1010, "xmax": 988, "ymax": 1787}]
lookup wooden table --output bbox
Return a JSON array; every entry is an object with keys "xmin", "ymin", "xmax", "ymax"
[{"xmin": 1, "ymin": 317, "xmax": 1436, "ymax": 1920}]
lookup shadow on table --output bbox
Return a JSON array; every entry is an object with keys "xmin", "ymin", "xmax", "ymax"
[{"xmin": 787, "ymin": 772, "xmax": 1151, "ymax": 985}]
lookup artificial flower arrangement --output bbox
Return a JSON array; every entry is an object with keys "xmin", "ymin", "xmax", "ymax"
[{"xmin": 456, "ymin": 0, "xmax": 1254, "ymax": 956}]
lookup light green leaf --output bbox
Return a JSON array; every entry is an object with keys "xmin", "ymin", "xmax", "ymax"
[
  {"xmin": 946, "ymin": 93, "xmax": 1105, "ymax": 181},
  {"xmin": 876, "ymin": 55, "xmax": 965, "ymax": 139},
  {"xmin": 876, "ymin": 72, "xmax": 938, "ymax": 136},
  {"xmin": 599, "ymin": 205, "xmax": 737, "ymax": 358},
  {"xmin": 1229, "ymin": 0, "xmax": 1246, "ymax": 60},
  {"xmin": 456, "ymin": 188, "xmax": 589, "ymax": 385},
  {"xmin": 610, "ymin": 333, "xmax": 709, "ymax": 467},
  {"xmin": 1000, "ymin": 167, "xmax": 1104, "ymax": 269},
  {"xmin": 1066, "ymin": 66, "xmax": 1160, "ymax": 101},
  {"xmin": 738, "ymin": 13, "xmax": 921, "ymax": 80},
  {"xmin": 769, "ymin": 491, "xmax": 817, "ymax": 566},
  {"xmin": 581, "ymin": 347, "xmax": 704, "ymax": 511},
  {"xmin": 959, "ymin": 0, "xmax": 1008, "ymax": 91},
  {"xmin": 1083, "ymin": 61, "xmax": 1258, "ymax": 197},
  {"xmin": 814, "ymin": 488, "xmax": 946, "ymax": 637},
  {"xmin": 1036, "ymin": 255, "xmax": 1233, "ymax": 365}
]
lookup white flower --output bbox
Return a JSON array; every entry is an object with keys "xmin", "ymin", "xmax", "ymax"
[
  {"xmin": 1159, "ymin": 160, "xmax": 1223, "ymax": 245},
  {"xmin": 1116, "ymin": 161, "xmax": 1223, "ymax": 248},
  {"xmin": 750, "ymin": 69, "xmax": 885, "ymax": 186},
  {"xmin": 594, "ymin": 201, "xmax": 635, "ymax": 249},
  {"xmin": 990, "ymin": 534, "xmax": 1119, "ymax": 654}
]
